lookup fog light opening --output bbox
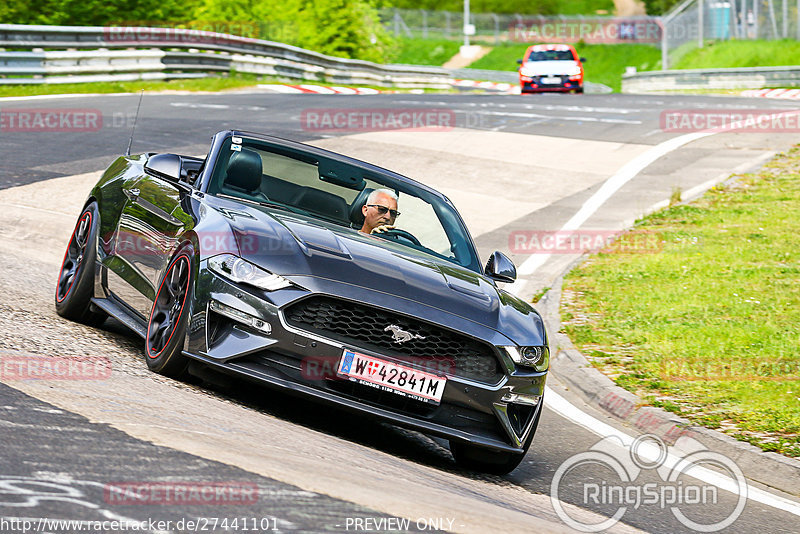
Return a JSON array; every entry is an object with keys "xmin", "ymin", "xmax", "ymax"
[{"xmin": 209, "ymin": 300, "xmax": 272, "ymax": 334}]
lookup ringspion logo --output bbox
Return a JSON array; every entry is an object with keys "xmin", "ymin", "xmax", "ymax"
[{"xmin": 551, "ymin": 434, "xmax": 747, "ymax": 532}]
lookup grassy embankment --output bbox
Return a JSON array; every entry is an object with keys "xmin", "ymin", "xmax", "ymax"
[
  {"xmin": 466, "ymin": 39, "xmax": 800, "ymax": 92},
  {"xmin": 673, "ymin": 39, "xmax": 800, "ymax": 69},
  {"xmin": 391, "ymin": 38, "xmax": 462, "ymax": 65},
  {"xmin": 0, "ymin": 75, "xmax": 270, "ymax": 98},
  {"xmin": 561, "ymin": 147, "xmax": 800, "ymax": 456}
]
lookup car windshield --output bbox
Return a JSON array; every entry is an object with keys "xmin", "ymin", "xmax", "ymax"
[
  {"xmin": 527, "ymin": 50, "xmax": 575, "ymax": 61},
  {"xmin": 207, "ymin": 135, "xmax": 481, "ymax": 272}
]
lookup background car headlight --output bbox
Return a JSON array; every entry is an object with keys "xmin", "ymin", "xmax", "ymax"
[
  {"xmin": 503, "ymin": 346, "xmax": 550, "ymax": 372},
  {"xmin": 208, "ymin": 254, "xmax": 292, "ymax": 291}
]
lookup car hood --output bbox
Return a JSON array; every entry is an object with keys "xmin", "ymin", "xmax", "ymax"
[
  {"xmin": 204, "ymin": 199, "xmax": 544, "ymax": 345},
  {"xmin": 520, "ymin": 60, "xmax": 580, "ymax": 76}
]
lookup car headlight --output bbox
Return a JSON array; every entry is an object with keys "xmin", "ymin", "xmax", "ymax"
[
  {"xmin": 520, "ymin": 68, "xmax": 536, "ymax": 77},
  {"xmin": 208, "ymin": 254, "xmax": 293, "ymax": 291},
  {"xmin": 503, "ymin": 346, "xmax": 549, "ymax": 372}
]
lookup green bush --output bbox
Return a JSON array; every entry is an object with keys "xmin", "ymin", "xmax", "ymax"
[{"xmin": 1, "ymin": 0, "xmax": 396, "ymax": 63}]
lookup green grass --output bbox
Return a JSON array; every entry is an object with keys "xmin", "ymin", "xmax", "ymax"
[
  {"xmin": 390, "ymin": 37, "xmax": 462, "ymax": 66},
  {"xmin": 561, "ymin": 147, "xmax": 800, "ymax": 457},
  {"xmin": 0, "ymin": 74, "xmax": 266, "ymax": 98},
  {"xmin": 466, "ymin": 43, "xmax": 662, "ymax": 92},
  {"xmin": 673, "ymin": 39, "xmax": 800, "ymax": 70}
]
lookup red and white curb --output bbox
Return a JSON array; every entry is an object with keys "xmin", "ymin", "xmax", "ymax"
[
  {"xmin": 258, "ymin": 81, "xmax": 521, "ymax": 95},
  {"xmin": 741, "ymin": 88, "xmax": 800, "ymax": 99},
  {"xmin": 258, "ymin": 84, "xmax": 385, "ymax": 95},
  {"xmin": 453, "ymin": 79, "xmax": 520, "ymax": 94}
]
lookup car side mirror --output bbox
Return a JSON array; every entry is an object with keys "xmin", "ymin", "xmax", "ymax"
[
  {"xmin": 516, "ymin": 59, "xmax": 523, "ymax": 64},
  {"xmin": 485, "ymin": 251, "xmax": 516, "ymax": 283},
  {"xmin": 580, "ymin": 57, "xmax": 587, "ymax": 63},
  {"xmin": 144, "ymin": 153, "xmax": 182, "ymax": 182}
]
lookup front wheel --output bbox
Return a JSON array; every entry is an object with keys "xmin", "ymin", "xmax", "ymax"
[
  {"xmin": 145, "ymin": 247, "xmax": 194, "ymax": 378},
  {"xmin": 55, "ymin": 201, "xmax": 105, "ymax": 326}
]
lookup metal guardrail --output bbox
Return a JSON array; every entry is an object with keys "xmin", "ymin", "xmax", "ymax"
[
  {"xmin": 623, "ymin": 65, "xmax": 800, "ymax": 92},
  {"xmin": 0, "ymin": 23, "xmax": 462, "ymax": 87},
  {"xmin": 450, "ymin": 68, "xmax": 518, "ymax": 84}
]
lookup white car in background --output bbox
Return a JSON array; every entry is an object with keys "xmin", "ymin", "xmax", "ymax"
[{"xmin": 517, "ymin": 44, "xmax": 586, "ymax": 94}]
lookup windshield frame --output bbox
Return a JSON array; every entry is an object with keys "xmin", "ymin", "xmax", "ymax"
[{"xmin": 205, "ymin": 132, "xmax": 483, "ymax": 273}]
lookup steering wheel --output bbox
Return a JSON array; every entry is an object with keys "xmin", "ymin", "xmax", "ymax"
[{"xmin": 377, "ymin": 228, "xmax": 421, "ymax": 246}]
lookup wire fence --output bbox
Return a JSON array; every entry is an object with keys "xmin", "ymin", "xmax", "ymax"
[
  {"xmin": 378, "ymin": 8, "xmax": 662, "ymax": 45},
  {"xmin": 661, "ymin": 0, "xmax": 799, "ymax": 67},
  {"xmin": 381, "ymin": 5, "xmax": 799, "ymax": 69}
]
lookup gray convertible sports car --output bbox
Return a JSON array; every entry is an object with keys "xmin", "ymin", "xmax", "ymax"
[{"xmin": 55, "ymin": 130, "xmax": 549, "ymax": 474}]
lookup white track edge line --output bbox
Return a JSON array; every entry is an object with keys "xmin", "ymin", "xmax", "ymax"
[{"xmin": 544, "ymin": 386, "xmax": 800, "ymax": 516}]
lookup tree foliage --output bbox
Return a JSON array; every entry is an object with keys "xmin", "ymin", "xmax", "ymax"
[
  {"xmin": 0, "ymin": 0, "xmax": 199, "ymax": 25},
  {"xmin": 639, "ymin": 0, "xmax": 684, "ymax": 16},
  {"xmin": 1, "ymin": 0, "xmax": 394, "ymax": 62}
]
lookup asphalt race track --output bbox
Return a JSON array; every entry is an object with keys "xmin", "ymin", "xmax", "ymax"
[{"xmin": 1, "ymin": 90, "xmax": 799, "ymax": 533}]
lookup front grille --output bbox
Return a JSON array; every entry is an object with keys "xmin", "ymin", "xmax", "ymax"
[{"xmin": 283, "ymin": 296, "xmax": 503, "ymax": 383}]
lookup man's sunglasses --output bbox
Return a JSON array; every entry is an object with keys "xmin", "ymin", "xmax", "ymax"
[{"xmin": 367, "ymin": 204, "xmax": 400, "ymax": 218}]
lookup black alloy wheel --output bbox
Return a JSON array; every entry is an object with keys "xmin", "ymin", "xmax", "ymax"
[
  {"xmin": 146, "ymin": 249, "xmax": 193, "ymax": 377},
  {"xmin": 55, "ymin": 202, "xmax": 105, "ymax": 325}
]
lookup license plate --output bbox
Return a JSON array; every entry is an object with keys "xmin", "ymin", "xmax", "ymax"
[
  {"xmin": 337, "ymin": 349, "xmax": 446, "ymax": 404},
  {"xmin": 541, "ymin": 77, "xmax": 561, "ymax": 84}
]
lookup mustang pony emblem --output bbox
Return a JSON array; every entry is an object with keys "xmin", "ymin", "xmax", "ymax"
[{"xmin": 384, "ymin": 324, "xmax": 425, "ymax": 344}]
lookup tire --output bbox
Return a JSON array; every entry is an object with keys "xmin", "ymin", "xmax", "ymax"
[
  {"xmin": 450, "ymin": 400, "xmax": 543, "ymax": 475},
  {"xmin": 145, "ymin": 246, "xmax": 194, "ymax": 378},
  {"xmin": 55, "ymin": 202, "xmax": 106, "ymax": 326},
  {"xmin": 575, "ymin": 86, "xmax": 584, "ymax": 94}
]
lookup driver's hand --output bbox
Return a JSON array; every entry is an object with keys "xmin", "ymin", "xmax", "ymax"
[{"xmin": 371, "ymin": 225, "xmax": 395, "ymax": 234}]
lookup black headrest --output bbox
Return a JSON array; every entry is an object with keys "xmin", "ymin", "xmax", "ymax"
[
  {"xmin": 224, "ymin": 149, "xmax": 262, "ymax": 193},
  {"xmin": 296, "ymin": 189, "xmax": 348, "ymax": 221},
  {"xmin": 349, "ymin": 188, "xmax": 374, "ymax": 226}
]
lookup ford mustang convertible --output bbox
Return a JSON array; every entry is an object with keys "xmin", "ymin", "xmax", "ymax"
[{"xmin": 55, "ymin": 130, "xmax": 549, "ymax": 474}]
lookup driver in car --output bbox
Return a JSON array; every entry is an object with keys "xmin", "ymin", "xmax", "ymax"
[{"xmin": 359, "ymin": 189, "xmax": 401, "ymax": 235}]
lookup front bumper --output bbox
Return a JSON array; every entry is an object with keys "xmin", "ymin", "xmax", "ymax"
[
  {"xmin": 520, "ymin": 76, "xmax": 582, "ymax": 93},
  {"xmin": 185, "ymin": 265, "xmax": 548, "ymax": 453}
]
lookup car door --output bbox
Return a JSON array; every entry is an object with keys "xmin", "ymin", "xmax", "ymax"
[{"xmin": 108, "ymin": 174, "xmax": 187, "ymax": 319}]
